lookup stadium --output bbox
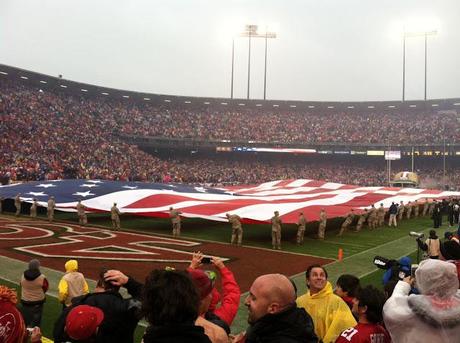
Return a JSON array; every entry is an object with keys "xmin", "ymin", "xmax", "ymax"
[{"xmin": 1, "ymin": 1, "xmax": 460, "ymax": 342}]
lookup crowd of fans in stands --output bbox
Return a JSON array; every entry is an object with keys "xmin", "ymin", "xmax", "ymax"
[
  {"xmin": 2, "ymin": 78, "xmax": 460, "ymax": 189},
  {"xmin": 119, "ymin": 107, "xmax": 460, "ymax": 145}
]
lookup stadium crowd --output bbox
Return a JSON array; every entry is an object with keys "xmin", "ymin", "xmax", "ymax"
[
  {"xmin": 1, "ymin": 238, "xmax": 459, "ymax": 343},
  {"xmin": 2, "ymin": 78, "xmax": 460, "ymax": 189}
]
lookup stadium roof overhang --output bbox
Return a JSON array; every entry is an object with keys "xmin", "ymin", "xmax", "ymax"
[{"xmin": 1, "ymin": 63, "xmax": 460, "ymax": 112}]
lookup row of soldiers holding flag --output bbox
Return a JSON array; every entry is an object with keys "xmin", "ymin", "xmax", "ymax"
[{"xmin": 337, "ymin": 198, "xmax": 438, "ymax": 236}]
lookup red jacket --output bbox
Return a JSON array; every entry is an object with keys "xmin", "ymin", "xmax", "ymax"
[{"xmin": 209, "ymin": 267, "xmax": 241, "ymax": 326}]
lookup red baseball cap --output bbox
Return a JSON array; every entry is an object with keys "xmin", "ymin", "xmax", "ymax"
[
  {"xmin": 65, "ymin": 305, "xmax": 104, "ymax": 340},
  {"xmin": 187, "ymin": 268, "xmax": 214, "ymax": 299}
]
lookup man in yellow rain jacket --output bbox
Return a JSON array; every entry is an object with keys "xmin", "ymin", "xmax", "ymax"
[
  {"xmin": 58, "ymin": 259, "xmax": 89, "ymax": 307},
  {"xmin": 296, "ymin": 264, "xmax": 357, "ymax": 343}
]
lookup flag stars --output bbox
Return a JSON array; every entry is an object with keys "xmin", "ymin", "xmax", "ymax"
[
  {"xmin": 73, "ymin": 191, "xmax": 95, "ymax": 197},
  {"xmin": 122, "ymin": 185, "xmax": 138, "ymax": 189},
  {"xmin": 36, "ymin": 184, "xmax": 57, "ymax": 189},
  {"xmin": 27, "ymin": 192, "xmax": 47, "ymax": 197},
  {"xmin": 80, "ymin": 184, "xmax": 98, "ymax": 188}
]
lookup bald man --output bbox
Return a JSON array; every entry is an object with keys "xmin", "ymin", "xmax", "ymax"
[{"xmin": 237, "ymin": 274, "xmax": 317, "ymax": 343}]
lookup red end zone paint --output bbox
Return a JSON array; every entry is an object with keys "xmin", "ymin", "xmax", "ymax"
[{"xmin": 0, "ymin": 218, "xmax": 332, "ymax": 292}]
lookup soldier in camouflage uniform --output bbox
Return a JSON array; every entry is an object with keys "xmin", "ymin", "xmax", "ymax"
[
  {"xmin": 413, "ymin": 199, "xmax": 420, "ymax": 217},
  {"xmin": 14, "ymin": 194, "xmax": 21, "ymax": 216},
  {"xmin": 397, "ymin": 201, "xmax": 405, "ymax": 221},
  {"xmin": 76, "ymin": 200, "xmax": 88, "ymax": 226},
  {"xmin": 296, "ymin": 212, "xmax": 306, "ymax": 245},
  {"xmin": 405, "ymin": 201, "xmax": 412, "ymax": 219},
  {"xmin": 227, "ymin": 213, "xmax": 243, "ymax": 246},
  {"xmin": 47, "ymin": 196, "xmax": 56, "ymax": 222},
  {"xmin": 422, "ymin": 198, "xmax": 430, "ymax": 217},
  {"xmin": 111, "ymin": 202, "xmax": 121, "ymax": 230},
  {"xmin": 318, "ymin": 208, "xmax": 327, "ymax": 240},
  {"xmin": 271, "ymin": 211, "xmax": 282, "ymax": 250},
  {"xmin": 169, "ymin": 206, "xmax": 182, "ymax": 237},
  {"xmin": 368, "ymin": 204, "xmax": 377, "ymax": 230},
  {"xmin": 30, "ymin": 199, "xmax": 38, "ymax": 218},
  {"xmin": 428, "ymin": 200, "xmax": 436, "ymax": 217},
  {"xmin": 338, "ymin": 209, "xmax": 355, "ymax": 236},
  {"xmin": 377, "ymin": 203, "xmax": 385, "ymax": 227},
  {"xmin": 355, "ymin": 208, "xmax": 368, "ymax": 232}
]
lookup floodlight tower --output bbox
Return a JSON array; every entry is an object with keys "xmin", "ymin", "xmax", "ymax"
[
  {"xmin": 402, "ymin": 29, "xmax": 437, "ymax": 101},
  {"xmin": 237, "ymin": 24, "xmax": 277, "ymax": 100}
]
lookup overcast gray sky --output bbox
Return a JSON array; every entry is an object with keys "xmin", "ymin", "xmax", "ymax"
[{"xmin": 1, "ymin": 0, "xmax": 459, "ymax": 102}]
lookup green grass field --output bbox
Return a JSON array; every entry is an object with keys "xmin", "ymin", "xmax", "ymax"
[{"xmin": 1, "ymin": 210, "xmax": 452, "ymax": 341}]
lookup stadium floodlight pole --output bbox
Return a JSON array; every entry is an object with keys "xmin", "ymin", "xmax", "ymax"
[
  {"xmin": 402, "ymin": 30, "xmax": 406, "ymax": 102},
  {"xmin": 231, "ymin": 37, "xmax": 235, "ymax": 99},
  {"xmin": 240, "ymin": 25, "xmax": 258, "ymax": 99},
  {"xmin": 443, "ymin": 121, "xmax": 446, "ymax": 184},
  {"xmin": 403, "ymin": 30, "xmax": 437, "ymax": 101},
  {"xmin": 263, "ymin": 27, "xmax": 277, "ymax": 100},
  {"xmin": 240, "ymin": 25, "xmax": 277, "ymax": 100}
]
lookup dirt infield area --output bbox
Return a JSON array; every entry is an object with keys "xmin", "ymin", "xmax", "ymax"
[{"xmin": 0, "ymin": 217, "xmax": 333, "ymax": 292}]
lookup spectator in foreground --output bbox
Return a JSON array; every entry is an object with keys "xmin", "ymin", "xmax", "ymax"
[
  {"xmin": 54, "ymin": 269, "xmax": 142, "ymax": 343},
  {"xmin": 383, "ymin": 259, "xmax": 460, "ymax": 342},
  {"xmin": 189, "ymin": 252, "xmax": 241, "ymax": 329},
  {"xmin": 63, "ymin": 305, "xmax": 104, "ymax": 342},
  {"xmin": 188, "ymin": 268, "xmax": 228, "ymax": 343},
  {"xmin": 20, "ymin": 259, "xmax": 49, "ymax": 327},
  {"xmin": 444, "ymin": 231, "xmax": 459, "ymax": 244},
  {"xmin": 58, "ymin": 259, "xmax": 89, "ymax": 307},
  {"xmin": 334, "ymin": 274, "xmax": 360, "ymax": 310},
  {"xmin": 0, "ymin": 285, "xmax": 42, "ymax": 343},
  {"xmin": 232, "ymin": 273, "xmax": 317, "ymax": 343},
  {"xmin": 296, "ymin": 265, "xmax": 357, "ymax": 343},
  {"xmin": 439, "ymin": 239, "xmax": 460, "ymax": 284},
  {"xmin": 336, "ymin": 285, "xmax": 390, "ymax": 343},
  {"xmin": 141, "ymin": 269, "xmax": 211, "ymax": 343}
]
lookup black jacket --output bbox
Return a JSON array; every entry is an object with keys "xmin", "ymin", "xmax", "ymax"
[
  {"xmin": 142, "ymin": 323, "xmax": 212, "ymax": 343},
  {"xmin": 245, "ymin": 305, "xmax": 317, "ymax": 343},
  {"xmin": 53, "ymin": 277, "xmax": 143, "ymax": 343},
  {"xmin": 389, "ymin": 203, "xmax": 398, "ymax": 215}
]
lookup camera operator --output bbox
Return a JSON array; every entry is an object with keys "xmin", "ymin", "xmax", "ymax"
[
  {"xmin": 381, "ymin": 256, "xmax": 411, "ymax": 286},
  {"xmin": 416, "ymin": 230, "xmax": 441, "ymax": 259}
]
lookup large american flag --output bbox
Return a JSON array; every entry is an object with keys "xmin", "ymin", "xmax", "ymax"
[{"xmin": 0, "ymin": 179, "xmax": 459, "ymax": 224}]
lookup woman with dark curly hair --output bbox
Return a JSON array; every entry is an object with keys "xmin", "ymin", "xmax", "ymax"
[{"xmin": 141, "ymin": 269, "xmax": 211, "ymax": 343}]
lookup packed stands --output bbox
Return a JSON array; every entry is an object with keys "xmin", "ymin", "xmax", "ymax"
[{"xmin": 1, "ymin": 70, "xmax": 460, "ymax": 189}]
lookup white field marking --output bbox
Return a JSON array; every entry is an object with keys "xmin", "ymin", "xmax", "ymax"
[
  {"xmin": 75, "ymin": 245, "xmax": 154, "ymax": 255},
  {"xmin": 0, "ymin": 217, "xmax": 16, "ymax": 222},
  {"xmin": 13, "ymin": 230, "xmax": 223, "ymax": 262},
  {"xmin": 0, "ymin": 224, "xmax": 53, "ymax": 240},
  {"xmin": 54, "ymin": 225, "xmax": 200, "ymax": 245},
  {"xmin": 15, "ymin": 242, "xmax": 228, "ymax": 262}
]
